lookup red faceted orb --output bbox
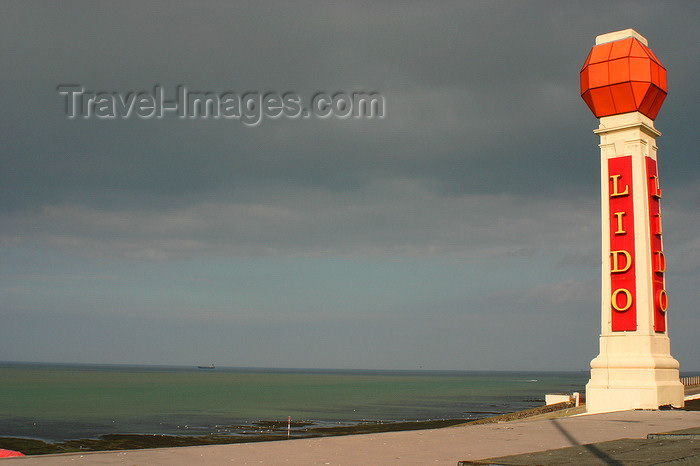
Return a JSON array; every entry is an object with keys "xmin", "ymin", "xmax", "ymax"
[{"xmin": 581, "ymin": 37, "xmax": 667, "ymax": 119}]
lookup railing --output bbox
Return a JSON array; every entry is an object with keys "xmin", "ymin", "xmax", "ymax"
[{"xmin": 681, "ymin": 376, "xmax": 700, "ymax": 387}]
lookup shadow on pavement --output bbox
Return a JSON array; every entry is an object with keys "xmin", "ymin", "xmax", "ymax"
[{"xmin": 550, "ymin": 418, "xmax": 624, "ymax": 465}]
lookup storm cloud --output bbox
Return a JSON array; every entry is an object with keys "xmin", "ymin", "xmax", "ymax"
[{"xmin": 1, "ymin": 1, "xmax": 698, "ymax": 370}]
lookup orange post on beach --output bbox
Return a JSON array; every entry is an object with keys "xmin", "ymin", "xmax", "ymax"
[{"xmin": 287, "ymin": 416, "xmax": 291, "ymax": 438}]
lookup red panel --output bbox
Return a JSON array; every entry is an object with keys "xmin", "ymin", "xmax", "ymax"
[
  {"xmin": 638, "ymin": 85, "xmax": 660, "ymax": 117},
  {"xmin": 608, "ymin": 58, "xmax": 630, "ymax": 84},
  {"xmin": 629, "ymin": 57, "xmax": 652, "ymax": 82},
  {"xmin": 609, "ymin": 38, "xmax": 633, "ymax": 60},
  {"xmin": 631, "ymin": 81, "xmax": 651, "ymax": 107},
  {"xmin": 609, "ymin": 83, "xmax": 636, "ymax": 113},
  {"xmin": 608, "ymin": 156, "xmax": 636, "ymax": 331},
  {"xmin": 629, "ymin": 39, "xmax": 648, "ymax": 58},
  {"xmin": 646, "ymin": 157, "xmax": 666, "ymax": 332},
  {"xmin": 647, "ymin": 89, "xmax": 667, "ymax": 120},
  {"xmin": 659, "ymin": 66, "xmax": 668, "ymax": 91},
  {"xmin": 580, "ymin": 66, "xmax": 590, "ymax": 93},
  {"xmin": 590, "ymin": 42, "xmax": 613, "ymax": 63},
  {"xmin": 589, "ymin": 87, "xmax": 616, "ymax": 117},
  {"xmin": 581, "ymin": 90, "xmax": 594, "ymax": 112},
  {"xmin": 587, "ymin": 62, "xmax": 609, "ymax": 88},
  {"xmin": 650, "ymin": 62, "xmax": 660, "ymax": 87}
]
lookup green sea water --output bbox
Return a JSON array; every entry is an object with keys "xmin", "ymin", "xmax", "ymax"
[{"xmin": 0, "ymin": 363, "xmax": 587, "ymax": 442}]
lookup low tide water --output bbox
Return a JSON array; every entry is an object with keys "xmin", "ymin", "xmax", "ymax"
[{"xmin": 0, "ymin": 363, "xmax": 587, "ymax": 449}]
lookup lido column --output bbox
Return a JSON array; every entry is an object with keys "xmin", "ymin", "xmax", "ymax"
[{"xmin": 580, "ymin": 29, "xmax": 684, "ymax": 414}]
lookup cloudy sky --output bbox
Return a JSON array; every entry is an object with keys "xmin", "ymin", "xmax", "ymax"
[{"xmin": 1, "ymin": 1, "xmax": 698, "ymax": 371}]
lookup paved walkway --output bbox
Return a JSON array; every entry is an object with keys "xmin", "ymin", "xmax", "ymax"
[
  {"xmin": 3, "ymin": 410, "xmax": 699, "ymax": 465},
  {"xmin": 460, "ymin": 427, "xmax": 700, "ymax": 465}
]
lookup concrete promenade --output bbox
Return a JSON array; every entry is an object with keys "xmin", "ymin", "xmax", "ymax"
[{"xmin": 3, "ymin": 409, "xmax": 699, "ymax": 465}]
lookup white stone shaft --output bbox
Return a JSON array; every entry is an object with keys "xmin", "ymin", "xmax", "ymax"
[{"xmin": 586, "ymin": 111, "xmax": 684, "ymax": 414}]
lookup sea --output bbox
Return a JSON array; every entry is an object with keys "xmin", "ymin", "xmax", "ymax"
[{"xmin": 0, "ymin": 363, "xmax": 588, "ymax": 447}]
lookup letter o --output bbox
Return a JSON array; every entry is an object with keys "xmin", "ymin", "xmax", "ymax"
[
  {"xmin": 657, "ymin": 289, "xmax": 668, "ymax": 313},
  {"xmin": 332, "ymin": 93, "xmax": 352, "ymax": 117},
  {"xmin": 611, "ymin": 288, "xmax": 632, "ymax": 312}
]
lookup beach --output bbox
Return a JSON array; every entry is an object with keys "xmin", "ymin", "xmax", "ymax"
[{"xmin": 3, "ymin": 409, "xmax": 699, "ymax": 464}]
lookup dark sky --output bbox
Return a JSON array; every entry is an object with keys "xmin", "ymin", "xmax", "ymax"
[{"xmin": 1, "ymin": 1, "xmax": 698, "ymax": 370}]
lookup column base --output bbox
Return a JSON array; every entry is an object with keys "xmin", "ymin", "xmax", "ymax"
[
  {"xmin": 586, "ymin": 382, "xmax": 684, "ymax": 414},
  {"xmin": 586, "ymin": 349, "xmax": 684, "ymax": 414}
]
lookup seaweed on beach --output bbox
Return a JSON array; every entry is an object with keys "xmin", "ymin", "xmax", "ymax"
[
  {"xmin": 0, "ymin": 433, "xmax": 290, "ymax": 456},
  {"xmin": 304, "ymin": 419, "xmax": 469, "ymax": 435},
  {"xmin": 0, "ymin": 420, "xmax": 467, "ymax": 455},
  {"xmin": 0, "ymin": 437, "xmax": 64, "ymax": 456},
  {"xmin": 0, "ymin": 403, "xmax": 580, "ymax": 456},
  {"xmin": 252, "ymin": 420, "xmax": 315, "ymax": 429}
]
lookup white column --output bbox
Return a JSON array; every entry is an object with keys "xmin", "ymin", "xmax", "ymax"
[{"xmin": 585, "ymin": 111, "xmax": 684, "ymax": 414}]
